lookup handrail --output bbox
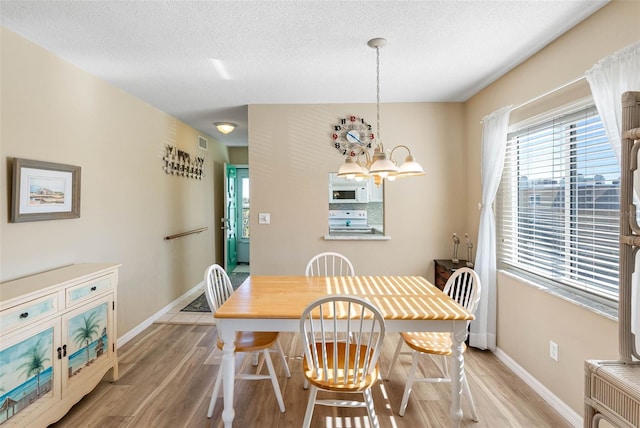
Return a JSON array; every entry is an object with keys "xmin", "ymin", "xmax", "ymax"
[{"xmin": 164, "ymin": 227, "xmax": 208, "ymax": 241}]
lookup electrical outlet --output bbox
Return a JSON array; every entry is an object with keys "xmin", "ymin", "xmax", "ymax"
[{"xmin": 549, "ymin": 340, "xmax": 559, "ymax": 362}]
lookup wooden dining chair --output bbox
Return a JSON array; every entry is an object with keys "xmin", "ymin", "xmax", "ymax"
[
  {"xmin": 300, "ymin": 295, "xmax": 386, "ymax": 428},
  {"xmin": 385, "ymin": 267, "xmax": 481, "ymax": 419},
  {"xmin": 305, "ymin": 252, "xmax": 355, "ymax": 276},
  {"xmin": 303, "ymin": 252, "xmax": 356, "ymax": 388},
  {"xmin": 204, "ymin": 264, "xmax": 291, "ymax": 418}
]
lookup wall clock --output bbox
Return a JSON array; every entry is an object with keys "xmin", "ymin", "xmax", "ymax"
[{"xmin": 331, "ymin": 115, "xmax": 375, "ymax": 157}]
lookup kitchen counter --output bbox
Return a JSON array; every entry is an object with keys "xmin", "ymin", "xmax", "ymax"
[
  {"xmin": 324, "ymin": 225, "xmax": 389, "ymax": 240},
  {"xmin": 324, "ymin": 233, "xmax": 390, "ymax": 240}
]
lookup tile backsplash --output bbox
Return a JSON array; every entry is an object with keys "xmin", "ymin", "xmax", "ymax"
[{"xmin": 329, "ymin": 202, "xmax": 383, "ymax": 227}]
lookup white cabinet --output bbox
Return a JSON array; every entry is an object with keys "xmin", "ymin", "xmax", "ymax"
[
  {"xmin": 0, "ymin": 263, "xmax": 119, "ymax": 427},
  {"xmin": 369, "ymin": 181, "xmax": 384, "ymax": 202}
]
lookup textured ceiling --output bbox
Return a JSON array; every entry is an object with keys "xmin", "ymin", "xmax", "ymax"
[{"xmin": 0, "ymin": 0, "xmax": 608, "ymax": 146}]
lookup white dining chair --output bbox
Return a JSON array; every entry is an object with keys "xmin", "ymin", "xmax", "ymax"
[
  {"xmin": 300, "ymin": 295, "xmax": 386, "ymax": 428},
  {"xmin": 305, "ymin": 252, "xmax": 355, "ymax": 276},
  {"xmin": 204, "ymin": 264, "xmax": 291, "ymax": 418},
  {"xmin": 303, "ymin": 252, "xmax": 356, "ymax": 389},
  {"xmin": 385, "ymin": 267, "xmax": 481, "ymax": 419}
]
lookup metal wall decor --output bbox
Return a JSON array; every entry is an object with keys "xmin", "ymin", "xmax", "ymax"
[
  {"xmin": 451, "ymin": 232, "xmax": 474, "ymax": 266},
  {"xmin": 163, "ymin": 144, "xmax": 204, "ymax": 179},
  {"xmin": 465, "ymin": 233, "xmax": 474, "ymax": 267},
  {"xmin": 451, "ymin": 233, "xmax": 460, "ymax": 263}
]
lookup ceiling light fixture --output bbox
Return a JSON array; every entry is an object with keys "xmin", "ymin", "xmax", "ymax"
[
  {"xmin": 215, "ymin": 122, "xmax": 236, "ymax": 134},
  {"xmin": 337, "ymin": 38, "xmax": 425, "ymax": 185}
]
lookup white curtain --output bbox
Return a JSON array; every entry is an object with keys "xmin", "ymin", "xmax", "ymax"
[
  {"xmin": 469, "ymin": 105, "xmax": 512, "ymax": 351},
  {"xmin": 585, "ymin": 41, "xmax": 640, "ymax": 163},
  {"xmin": 585, "ymin": 41, "xmax": 640, "ymax": 357}
]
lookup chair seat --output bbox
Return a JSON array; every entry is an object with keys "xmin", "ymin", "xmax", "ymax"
[
  {"xmin": 400, "ymin": 331, "xmax": 467, "ymax": 356},
  {"xmin": 303, "ymin": 342, "xmax": 379, "ymax": 392},
  {"xmin": 216, "ymin": 331, "xmax": 280, "ymax": 352}
]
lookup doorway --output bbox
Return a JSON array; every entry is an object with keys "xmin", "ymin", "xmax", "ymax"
[
  {"xmin": 235, "ymin": 167, "xmax": 250, "ymax": 266},
  {"xmin": 224, "ymin": 164, "xmax": 249, "ymax": 273}
]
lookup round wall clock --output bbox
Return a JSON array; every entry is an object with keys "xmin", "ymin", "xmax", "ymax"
[{"xmin": 331, "ymin": 115, "xmax": 375, "ymax": 157}]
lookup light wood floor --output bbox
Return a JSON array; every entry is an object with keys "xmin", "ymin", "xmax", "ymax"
[{"xmin": 51, "ymin": 322, "xmax": 571, "ymax": 428}]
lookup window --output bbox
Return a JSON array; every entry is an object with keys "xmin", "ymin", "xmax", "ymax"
[
  {"xmin": 327, "ymin": 173, "xmax": 384, "ymax": 236},
  {"xmin": 496, "ymin": 104, "xmax": 620, "ymax": 301}
]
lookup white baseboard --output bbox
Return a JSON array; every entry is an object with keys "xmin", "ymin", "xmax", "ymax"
[
  {"xmin": 117, "ymin": 280, "xmax": 204, "ymax": 348},
  {"xmin": 493, "ymin": 347, "xmax": 582, "ymax": 427}
]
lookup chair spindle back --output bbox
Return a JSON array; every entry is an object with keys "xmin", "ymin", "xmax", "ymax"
[
  {"xmin": 443, "ymin": 267, "xmax": 481, "ymax": 322},
  {"xmin": 305, "ymin": 252, "xmax": 355, "ymax": 277},
  {"xmin": 300, "ymin": 295, "xmax": 385, "ymax": 387},
  {"xmin": 204, "ymin": 264, "xmax": 234, "ymax": 313}
]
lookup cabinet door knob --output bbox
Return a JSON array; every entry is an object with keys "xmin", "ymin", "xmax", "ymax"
[
  {"xmin": 57, "ymin": 347, "xmax": 62, "ymax": 359},
  {"xmin": 19, "ymin": 312, "xmax": 29, "ymax": 319},
  {"xmin": 90, "ymin": 286, "xmax": 97, "ymax": 291},
  {"xmin": 62, "ymin": 344, "xmax": 67, "ymax": 357}
]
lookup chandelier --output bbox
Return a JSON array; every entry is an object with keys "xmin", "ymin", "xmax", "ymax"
[{"xmin": 337, "ymin": 38, "xmax": 425, "ymax": 185}]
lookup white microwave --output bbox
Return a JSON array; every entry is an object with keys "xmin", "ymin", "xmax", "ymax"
[{"xmin": 329, "ymin": 185, "xmax": 369, "ymax": 203}]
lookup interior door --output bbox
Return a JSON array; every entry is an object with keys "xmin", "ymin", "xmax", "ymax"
[{"xmin": 223, "ymin": 164, "xmax": 238, "ymax": 273}]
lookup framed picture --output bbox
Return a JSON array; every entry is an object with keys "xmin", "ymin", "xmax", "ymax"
[{"xmin": 11, "ymin": 158, "xmax": 81, "ymax": 223}]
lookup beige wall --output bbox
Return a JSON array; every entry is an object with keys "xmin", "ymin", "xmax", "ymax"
[
  {"xmin": 248, "ymin": 102, "xmax": 467, "ymax": 276},
  {"xmin": 228, "ymin": 147, "xmax": 248, "ymax": 165},
  {"xmin": 0, "ymin": 27, "xmax": 229, "ymax": 336},
  {"xmin": 1, "ymin": 0, "xmax": 638, "ymax": 420},
  {"xmin": 464, "ymin": 0, "xmax": 638, "ymax": 415},
  {"xmin": 498, "ymin": 273, "xmax": 618, "ymax": 412}
]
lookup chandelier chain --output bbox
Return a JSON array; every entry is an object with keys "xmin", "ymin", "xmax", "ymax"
[{"xmin": 375, "ymin": 45, "xmax": 381, "ymax": 147}]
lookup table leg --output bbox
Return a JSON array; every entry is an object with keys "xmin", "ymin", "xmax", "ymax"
[
  {"xmin": 450, "ymin": 322, "xmax": 465, "ymax": 427},
  {"xmin": 217, "ymin": 320, "xmax": 237, "ymax": 427}
]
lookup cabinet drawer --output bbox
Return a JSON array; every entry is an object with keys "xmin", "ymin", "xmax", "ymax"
[
  {"xmin": 65, "ymin": 274, "xmax": 114, "ymax": 307},
  {"xmin": 434, "ymin": 264, "xmax": 450, "ymax": 290},
  {"xmin": 435, "ymin": 276, "xmax": 448, "ymax": 290},
  {"xmin": 0, "ymin": 293, "xmax": 58, "ymax": 334},
  {"xmin": 435, "ymin": 263, "xmax": 450, "ymax": 279}
]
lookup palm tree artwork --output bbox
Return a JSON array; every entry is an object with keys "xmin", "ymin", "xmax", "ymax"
[
  {"xmin": 73, "ymin": 311, "xmax": 101, "ymax": 370},
  {"xmin": 17, "ymin": 338, "xmax": 50, "ymax": 396}
]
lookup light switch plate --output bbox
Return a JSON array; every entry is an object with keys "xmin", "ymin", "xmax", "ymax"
[
  {"xmin": 549, "ymin": 340, "xmax": 559, "ymax": 362},
  {"xmin": 259, "ymin": 213, "xmax": 270, "ymax": 224}
]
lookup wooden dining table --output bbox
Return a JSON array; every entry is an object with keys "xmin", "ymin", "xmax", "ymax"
[{"xmin": 214, "ymin": 275, "xmax": 474, "ymax": 427}]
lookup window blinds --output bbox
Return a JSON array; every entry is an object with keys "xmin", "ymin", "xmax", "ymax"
[{"xmin": 496, "ymin": 105, "xmax": 620, "ymax": 300}]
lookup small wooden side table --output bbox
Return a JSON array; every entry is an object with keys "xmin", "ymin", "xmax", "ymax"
[
  {"xmin": 584, "ymin": 359, "xmax": 640, "ymax": 427},
  {"xmin": 434, "ymin": 259, "xmax": 470, "ymax": 290}
]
